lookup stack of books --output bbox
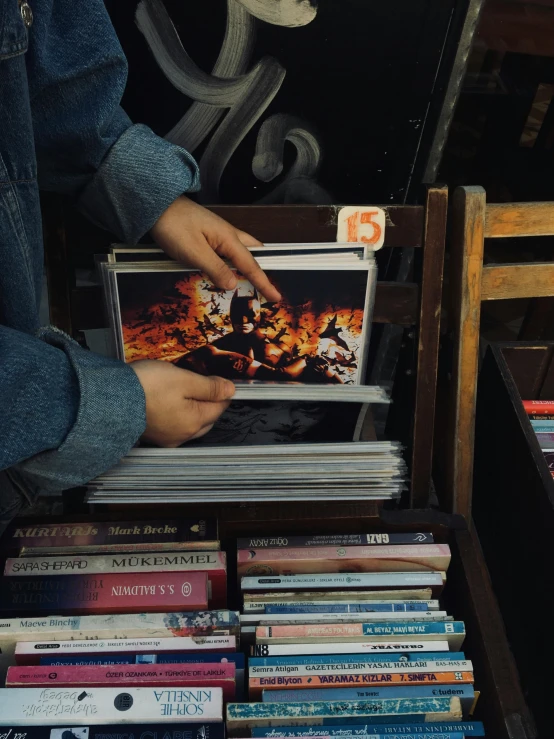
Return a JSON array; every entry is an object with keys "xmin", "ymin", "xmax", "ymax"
[
  {"xmin": 0, "ymin": 517, "xmax": 240, "ymax": 736},
  {"xmin": 228, "ymin": 532, "xmax": 485, "ymax": 737},
  {"xmin": 85, "ymin": 243, "xmax": 408, "ymax": 504},
  {"xmin": 523, "ymin": 399, "xmax": 554, "ymax": 478}
]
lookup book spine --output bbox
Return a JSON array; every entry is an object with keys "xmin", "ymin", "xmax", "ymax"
[
  {"xmin": 243, "ymin": 594, "xmax": 435, "ymax": 613},
  {"xmin": 250, "ymin": 641, "xmax": 450, "ymax": 657},
  {"xmin": 15, "ymin": 636, "xmax": 237, "ymax": 664},
  {"xmin": 4, "ymin": 553, "xmax": 227, "ymax": 608},
  {"xmin": 249, "ymin": 724, "xmax": 484, "ymax": 737},
  {"xmin": 3, "ymin": 519, "xmax": 218, "ymax": 553},
  {"xmin": 530, "ymin": 421, "xmax": 554, "ymax": 432},
  {"xmin": 237, "ymin": 546, "xmax": 450, "ymax": 577},
  {"xmin": 264, "ymin": 602, "xmax": 438, "ymax": 613},
  {"xmin": 241, "ymin": 573, "xmax": 445, "ymax": 593},
  {"xmin": 237, "ymin": 534, "xmax": 434, "ymax": 549},
  {"xmin": 0, "ymin": 724, "xmax": 226, "ymax": 739},
  {"xmin": 262, "ymin": 685, "xmax": 475, "ymax": 712},
  {"xmin": 0, "ymin": 572, "xmax": 208, "ymax": 615},
  {"xmin": 40, "ymin": 652, "xmax": 245, "ymax": 669},
  {"xmin": 255, "ymin": 622, "xmax": 464, "ymax": 647},
  {"xmin": 225, "ymin": 697, "xmax": 462, "ymax": 731},
  {"xmin": 7, "ymin": 663, "xmax": 236, "ymax": 699},
  {"xmin": 243, "ymin": 589, "xmax": 434, "ymax": 606},
  {"xmin": 0, "ymin": 687, "xmax": 223, "ymax": 724},
  {"xmin": 248, "ymin": 660, "xmax": 473, "ymax": 679},
  {"xmin": 249, "ymin": 652, "xmax": 466, "ymax": 667},
  {"xmin": 243, "ymin": 613, "xmax": 447, "ymax": 627},
  {"xmin": 249, "ymin": 672, "xmax": 474, "ymax": 698},
  {"xmin": 523, "ymin": 400, "xmax": 554, "ymax": 414}
]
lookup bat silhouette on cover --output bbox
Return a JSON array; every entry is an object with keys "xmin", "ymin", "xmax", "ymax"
[{"xmin": 319, "ymin": 315, "xmax": 350, "ymax": 351}]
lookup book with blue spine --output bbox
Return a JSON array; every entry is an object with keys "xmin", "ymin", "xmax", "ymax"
[
  {"xmin": 249, "ymin": 652, "xmax": 466, "ymax": 668},
  {"xmin": 255, "ymin": 622, "xmax": 465, "ymax": 650},
  {"xmin": 250, "ymin": 722, "xmax": 485, "ymax": 736},
  {"xmin": 530, "ymin": 421, "xmax": 554, "ymax": 432},
  {"xmin": 261, "ymin": 685, "xmax": 475, "ymax": 715},
  {"xmin": 225, "ymin": 697, "xmax": 462, "ymax": 731},
  {"xmin": 243, "ymin": 596, "xmax": 437, "ymax": 614},
  {"xmin": 264, "ymin": 603, "xmax": 437, "ymax": 614},
  {"xmin": 248, "ymin": 659, "xmax": 473, "ymax": 681}
]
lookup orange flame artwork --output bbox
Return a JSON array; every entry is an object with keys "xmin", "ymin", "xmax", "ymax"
[{"xmin": 115, "ymin": 268, "xmax": 370, "ymax": 384}]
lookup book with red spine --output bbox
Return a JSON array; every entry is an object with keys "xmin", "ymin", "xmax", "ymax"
[
  {"xmin": 1, "ymin": 519, "xmax": 219, "ymax": 555},
  {"xmin": 4, "ymin": 551, "xmax": 226, "ymax": 608},
  {"xmin": 6, "ymin": 662, "xmax": 236, "ymax": 700},
  {"xmin": 523, "ymin": 400, "xmax": 554, "ymax": 415},
  {"xmin": 15, "ymin": 635, "xmax": 237, "ymax": 664},
  {"xmin": 0, "ymin": 571, "xmax": 208, "ymax": 616},
  {"xmin": 237, "ymin": 544, "xmax": 450, "ymax": 577}
]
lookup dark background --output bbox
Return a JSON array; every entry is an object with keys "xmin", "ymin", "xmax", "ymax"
[{"xmin": 106, "ymin": 0, "xmax": 461, "ymax": 206}]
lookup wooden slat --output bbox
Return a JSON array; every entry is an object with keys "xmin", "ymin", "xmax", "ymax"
[
  {"xmin": 482, "ymin": 263, "xmax": 554, "ymax": 300},
  {"xmin": 447, "ymin": 186, "xmax": 487, "ymax": 519},
  {"xmin": 209, "ymin": 205, "xmax": 424, "ymax": 248},
  {"xmin": 411, "ymin": 185, "xmax": 448, "ymax": 508},
  {"xmin": 485, "ymin": 202, "xmax": 554, "ymax": 238},
  {"xmin": 72, "ymin": 282, "xmax": 421, "ymax": 332}
]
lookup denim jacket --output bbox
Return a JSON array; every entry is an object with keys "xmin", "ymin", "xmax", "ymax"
[{"xmin": 0, "ymin": 0, "xmax": 200, "ymax": 530}]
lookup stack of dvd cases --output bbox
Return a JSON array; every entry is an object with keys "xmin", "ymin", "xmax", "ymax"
[{"xmin": 85, "ymin": 244, "xmax": 407, "ymax": 504}]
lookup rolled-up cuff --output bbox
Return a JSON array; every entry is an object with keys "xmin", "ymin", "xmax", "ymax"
[
  {"xmin": 14, "ymin": 327, "xmax": 146, "ymax": 493},
  {"xmin": 77, "ymin": 123, "xmax": 200, "ymax": 244}
]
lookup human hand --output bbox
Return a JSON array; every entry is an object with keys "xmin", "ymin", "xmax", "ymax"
[
  {"xmin": 131, "ymin": 359, "xmax": 235, "ymax": 447},
  {"xmin": 150, "ymin": 195, "xmax": 281, "ymax": 302}
]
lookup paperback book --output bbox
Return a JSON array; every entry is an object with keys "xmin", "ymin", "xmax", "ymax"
[
  {"xmin": 4, "ymin": 552, "xmax": 227, "ymax": 608},
  {"xmin": 254, "ymin": 622, "xmax": 465, "ymax": 650},
  {"xmin": 249, "ymin": 722, "xmax": 485, "ymax": 736},
  {"xmin": 0, "ymin": 687, "xmax": 223, "ymax": 725},
  {"xmin": 241, "ymin": 573, "xmax": 445, "ymax": 595},
  {"xmin": 0, "ymin": 610, "xmax": 239, "ymax": 678},
  {"xmin": 0, "ymin": 724, "xmax": 225, "ymax": 739},
  {"xmin": 1, "ymin": 519, "xmax": 218, "ymax": 556},
  {"xmin": 237, "ymin": 533, "xmax": 434, "ymax": 549},
  {"xmin": 0, "ymin": 572, "xmax": 208, "ymax": 616},
  {"xmin": 237, "ymin": 544, "xmax": 451, "ymax": 577},
  {"xmin": 15, "ymin": 635, "xmax": 237, "ymax": 665},
  {"xmin": 225, "ymin": 697, "xmax": 463, "ymax": 732},
  {"xmin": 261, "ymin": 685, "xmax": 475, "ymax": 714},
  {"xmin": 6, "ymin": 663, "xmax": 236, "ymax": 700}
]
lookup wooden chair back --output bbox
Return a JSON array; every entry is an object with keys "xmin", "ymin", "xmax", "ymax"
[
  {"xmin": 43, "ymin": 187, "xmax": 447, "ymax": 509},
  {"xmin": 442, "ymin": 185, "xmax": 554, "ymax": 517}
]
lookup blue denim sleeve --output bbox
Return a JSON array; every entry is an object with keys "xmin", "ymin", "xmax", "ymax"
[
  {"xmin": 0, "ymin": 326, "xmax": 146, "ymax": 525},
  {"xmin": 26, "ymin": 0, "xmax": 199, "ymax": 244}
]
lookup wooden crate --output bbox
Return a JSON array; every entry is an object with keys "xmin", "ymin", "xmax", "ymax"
[
  {"xmin": 473, "ymin": 342, "xmax": 554, "ymax": 736},
  {"xmin": 13, "ymin": 503, "xmax": 537, "ymax": 738}
]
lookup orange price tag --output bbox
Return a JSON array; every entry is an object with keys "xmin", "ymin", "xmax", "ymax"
[{"xmin": 336, "ymin": 206, "xmax": 386, "ymax": 249}]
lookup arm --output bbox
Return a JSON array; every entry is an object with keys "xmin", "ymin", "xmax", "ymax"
[
  {"xmin": 26, "ymin": 0, "xmax": 280, "ymax": 298},
  {"xmin": 26, "ymin": 0, "xmax": 199, "ymax": 243}
]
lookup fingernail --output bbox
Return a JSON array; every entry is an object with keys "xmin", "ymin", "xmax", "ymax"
[
  {"xmin": 224, "ymin": 380, "xmax": 236, "ymax": 398},
  {"xmin": 225, "ymin": 275, "xmax": 238, "ymax": 290}
]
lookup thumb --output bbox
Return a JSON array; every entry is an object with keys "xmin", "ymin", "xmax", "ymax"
[{"xmin": 184, "ymin": 373, "xmax": 236, "ymax": 403}]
